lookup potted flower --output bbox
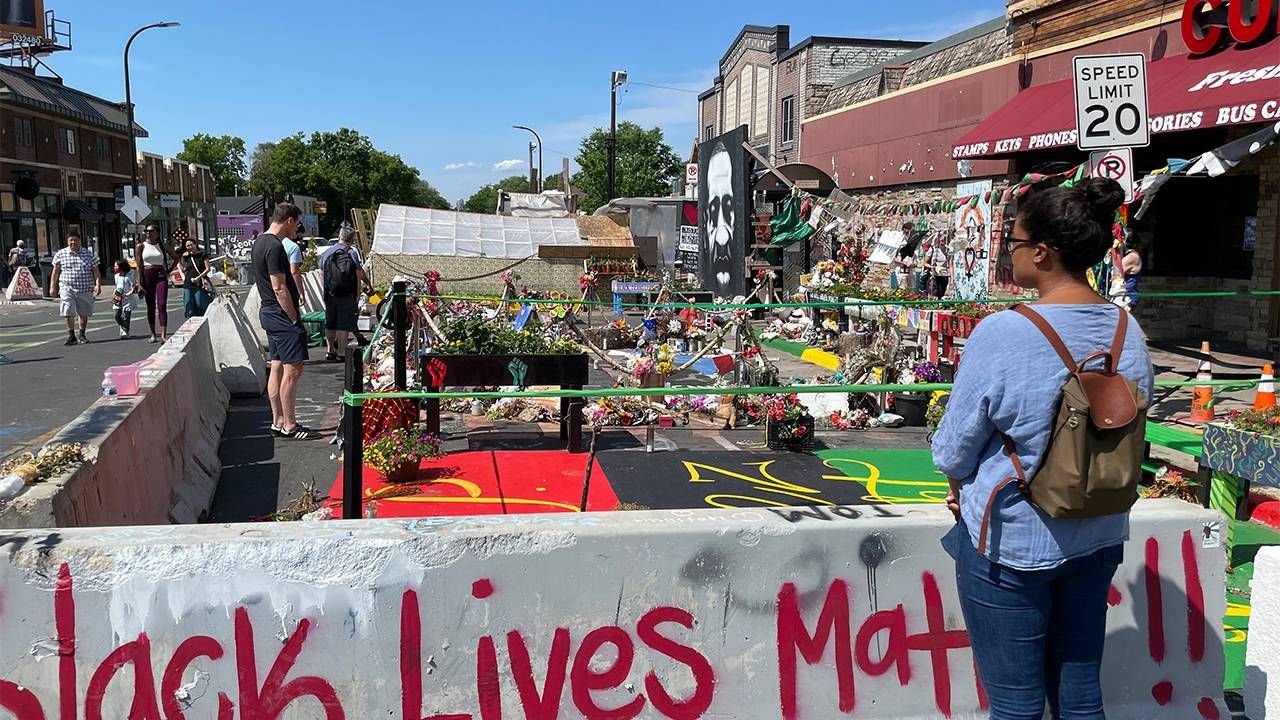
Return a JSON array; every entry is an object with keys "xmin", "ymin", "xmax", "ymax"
[
  {"xmin": 764, "ymin": 393, "xmax": 814, "ymax": 451},
  {"xmin": 365, "ymin": 427, "xmax": 444, "ymax": 484},
  {"xmin": 892, "ymin": 361, "xmax": 941, "ymax": 427}
]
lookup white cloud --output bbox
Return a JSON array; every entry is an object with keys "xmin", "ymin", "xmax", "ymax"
[
  {"xmin": 493, "ymin": 159, "xmax": 524, "ymax": 171},
  {"xmin": 443, "ymin": 161, "xmax": 480, "ymax": 171}
]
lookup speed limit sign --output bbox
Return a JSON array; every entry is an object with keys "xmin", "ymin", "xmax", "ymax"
[{"xmin": 1072, "ymin": 53, "xmax": 1149, "ymax": 150}]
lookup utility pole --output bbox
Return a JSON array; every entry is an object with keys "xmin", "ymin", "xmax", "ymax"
[
  {"xmin": 513, "ymin": 125, "xmax": 543, "ymax": 194},
  {"xmin": 528, "ymin": 142, "xmax": 537, "ymax": 192},
  {"xmin": 607, "ymin": 70, "xmax": 627, "ymax": 202}
]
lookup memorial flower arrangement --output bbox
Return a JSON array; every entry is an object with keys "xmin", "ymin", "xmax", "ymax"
[
  {"xmin": 1226, "ymin": 407, "xmax": 1280, "ymax": 437},
  {"xmin": 579, "ymin": 271, "xmax": 598, "ymax": 293},
  {"xmin": 827, "ymin": 408, "xmax": 872, "ymax": 430},
  {"xmin": 0, "ymin": 442, "xmax": 89, "ymax": 484},
  {"xmin": 486, "ymin": 397, "xmax": 556, "ymax": 423},
  {"xmin": 1139, "ymin": 467, "xmax": 1201, "ymax": 503},
  {"xmin": 911, "ymin": 361, "xmax": 944, "ymax": 385},
  {"xmin": 582, "ymin": 397, "xmax": 664, "ymax": 427},
  {"xmin": 364, "ymin": 428, "xmax": 443, "ymax": 481},
  {"xmin": 434, "ymin": 317, "xmax": 580, "ymax": 355},
  {"xmin": 764, "ymin": 393, "xmax": 811, "ymax": 439}
]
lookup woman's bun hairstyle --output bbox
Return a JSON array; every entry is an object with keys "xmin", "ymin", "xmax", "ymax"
[{"xmin": 1016, "ymin": 177, "xmax": 1124, "ymax": 272}]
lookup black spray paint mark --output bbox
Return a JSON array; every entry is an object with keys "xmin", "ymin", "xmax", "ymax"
[
  {"xmin": 860, "ymin": 532, "xmax": 891, "ymax": 659},
  {"xmin": 767, "ymin": 505, "xmax": 862, "ymax": 523}
]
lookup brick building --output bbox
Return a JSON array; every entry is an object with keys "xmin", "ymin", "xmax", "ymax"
[
  {"xmin": 1, "ymin": 65, "xmax": 215, "ymax": 284},
  {"xmin": 800, "ymin": 0, "xmax": 1279, "ymax": 350},
  {"xmin": 698, "ymin": 25, "xmax": 925, "ymax": 164}
]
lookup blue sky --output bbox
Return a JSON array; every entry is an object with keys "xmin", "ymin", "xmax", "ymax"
[{"xmin": 46, "ymin": 0, "xmax": 1003, "ymax": 203}]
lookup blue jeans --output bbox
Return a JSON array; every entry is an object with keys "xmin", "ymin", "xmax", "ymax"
[{"xmin": 952, "ymin": 526, "xmax": 1122, "ymax": 719}]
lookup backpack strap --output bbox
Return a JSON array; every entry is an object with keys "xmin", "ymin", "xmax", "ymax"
[
  {"xmin": 1109, "ymin": 305, "xmax": 1127, "ymax": 368},
  {"xmin": 1010, "ymin": 304, "xmax": 1078, "ymax": 372},
  {"xmin": 976, "ymin": 434, "xmax": 1029, "ymax": 556}
]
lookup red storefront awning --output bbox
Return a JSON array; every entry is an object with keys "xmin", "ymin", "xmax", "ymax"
[{"xmin": 952, "ymin": 42, "xmax": 1280, "ymax": 159}]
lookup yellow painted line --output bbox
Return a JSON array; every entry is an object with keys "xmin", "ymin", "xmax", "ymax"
[
  {"xmin": 1226, "ymin": 602, "xmax": 1250, "ymax": 617},
  {"xmin": 799, "ymin": 347, "xmax": 840, "ymax": 371}
]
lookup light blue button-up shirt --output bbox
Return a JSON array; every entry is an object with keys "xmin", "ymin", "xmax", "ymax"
[{"xmin": 932, "ymin": 304, "xmax": 1156, "ymax": 570}]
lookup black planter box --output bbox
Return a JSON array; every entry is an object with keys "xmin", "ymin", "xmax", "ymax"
[
  {"xmin": 766, "ymin": 415, "xmax": 815, "ymax": 451},
  {"xmin": 423, "ymin": 353, "xmax": 588, "ymax": 387},
  {"xmin": 423, "ymin": 353, "xmax": 590, "ymax": 452},
  {"xmin": 891, "ymin": 392, "xmax": 929, "ymax": 427}
]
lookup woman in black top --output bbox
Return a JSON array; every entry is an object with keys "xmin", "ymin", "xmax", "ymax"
[{"xmin": 180, "ymin": 240, "xmax": 213, "ymax": 318}]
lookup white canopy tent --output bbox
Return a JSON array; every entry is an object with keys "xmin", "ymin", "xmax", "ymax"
[{"xmin": 371, "ymin": 204, "xmax": 582, "ymax": 259}]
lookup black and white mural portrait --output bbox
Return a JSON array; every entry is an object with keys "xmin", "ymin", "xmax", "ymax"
[{"xmin": 697, "ymin": 125, "xmax": 750, "ymax": 298}]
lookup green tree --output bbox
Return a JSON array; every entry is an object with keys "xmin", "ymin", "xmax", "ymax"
[
  {"xmin": 176, "ymin": 133, "xmax": 247, "ymax": 196},
  {"xmin": 462, "ymin": 175, "xmax": 531, "ymax": 214},
  {"xmin": 245, "ymin": 128, "xmax": 448, "ymax": 233},
  {"xmin": 572, "ymin": 122, "xmax": 682, "ymax": 212}
]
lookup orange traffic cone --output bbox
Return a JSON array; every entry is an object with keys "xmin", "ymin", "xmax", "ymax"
[
  {"xmin": 1255, "ymin": 364, "xmax": 1276, "ymax": 410},
  {"xmin": 1190, "ymin": 341, "xmax": 1215, "ymax": 423}
]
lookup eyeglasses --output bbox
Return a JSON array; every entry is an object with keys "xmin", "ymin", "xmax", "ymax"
[{"xmin": 1003, "ymin": 236, "xmax": 1039, "ymax": 254}]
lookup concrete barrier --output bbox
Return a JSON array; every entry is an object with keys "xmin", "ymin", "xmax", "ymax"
[
  {"xmin": 0, "ymin": 317, "xmax": 229, "ymax": 528},
  {"xmin": 205, "ymin": 294, "xmax": 267, "ymax": 396},
  {"xmin": 1246, "ymin": 546, "xmax": 1279, "ymax": 717},
  {"xmin": 302, "ymin": 268, "xmax": 326, "ymax": 313},
  {"xmin": 242, "ymin": 284, "xmax": 267, "ymax": 351},
  {"xmin": 0, "ymin": 500, "xmax": 1226, "ymax": 718}
]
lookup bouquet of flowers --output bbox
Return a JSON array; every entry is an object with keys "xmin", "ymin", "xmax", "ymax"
[
  {"xmin": 911, "ymin": 361, "xmax": 944, "ymax": 384},
  {"xmin": 763, "ymin": 393, "xmax": 811, "ymax": 439},
  {"xmin": 365, "ymin": 428, "xmax": 443, "ymax": 480},
  {"xmin": 827, "ymin": 408, "xmax": 872, "ymax": 430},
  {"xmin": 579, "ymin": 271, "xmax": 598, "ymax": 293}
]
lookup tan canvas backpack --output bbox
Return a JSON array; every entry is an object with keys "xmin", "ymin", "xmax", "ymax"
[{"xmin": 977, "ymin": 304, "xmax": 1149, "ymax": 554}]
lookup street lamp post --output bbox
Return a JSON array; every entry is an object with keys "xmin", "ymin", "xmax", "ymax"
[
  {"xmin": 124, "ymin": 21, "xmax": 180, "ymax": 198},
  {"xmin": 607, "ymin": 70, "xmax": 627, "ymax": 202},
  {"xmin": 512, "ymin": 125, "xmax": 542, "ymax": 193}
]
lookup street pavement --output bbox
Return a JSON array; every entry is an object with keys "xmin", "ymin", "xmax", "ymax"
[{"xmin": 0, "ymin": 293, "xmax": 184, "ymax": 461}]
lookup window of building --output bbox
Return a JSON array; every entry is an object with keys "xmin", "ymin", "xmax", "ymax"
[
  {"xmin": 1144, "ymin": 175, "xmax": 1257, "ymax": 279},
  {"xmin": 97, "ymin": 136, "xmax": 111, "ymax": 162},
  {"xmin": 14, "ymin": 117, "xmax": 34, "ymax": 147},
  {"xmin": 781, "ymin": 96, "xmax": 795, "ymax": 144},
  {"xmin": 705, "ymin": 124, "xmax": 715, "ymax": 141},
  {"xmin": 60, "ymin": 128, "xmax": 76, "ymax": 155}
]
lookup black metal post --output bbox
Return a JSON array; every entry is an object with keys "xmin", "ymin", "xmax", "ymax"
[
  {"xmin": 123, "ymin": 22, "xmax": 179, "ymax": 199},
  {"xmin": 607, "ymin": 78, "xmax": 617, "ymax": 202},
  {"xmin": 392, "ymin": 280, "xmax": 408, "ymax": 390},
  {"xmin": 342, "ymin": 345, "xmax": 365, "ymax": 520}
]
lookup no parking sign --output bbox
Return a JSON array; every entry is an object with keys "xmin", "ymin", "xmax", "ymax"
[{"xmin": 1089, "ymin": 147, "xmax": 1134, "ymax": 202}]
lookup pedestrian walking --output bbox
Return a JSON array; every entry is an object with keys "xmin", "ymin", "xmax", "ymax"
[
  {"xmin": 931, "ymin": 177, "xmax": 1152, "ymax": 719},
  {"xmin": 892, "ymin": 223, "xmax": 919, "ymax": 291},
  {"xmin": 49, "ymin": 232, "xmax": 101, "ymax": 346},
  {"xmin": 111, "ymin": 260, "xmax": 139, "ymax": 338},
  {"xmin": 925, "ymin": 236, "xmax": 951, "ymax": 299},
  {"xmin": 135, "ymin": 225, "xmax": 179, "ymax": 343},
  {"xmin": 319, "ymin": 224, "xmax": 372, "ymax": 362},
  {"xmin": 180, "ymin": 239, "xmax": 213, "ymax": 318},
  {"xmin": 253, "ymin": 202, "xmax": 313, "ymax": 440},
  {"xmin": 6, "ymin": 239, "xmax": 32, "ymax": 288}
]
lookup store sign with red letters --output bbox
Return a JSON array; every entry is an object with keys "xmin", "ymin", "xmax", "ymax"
[{"xmin": 1181, "ymin": 0, "xmax": 1279, "ymax": 54}]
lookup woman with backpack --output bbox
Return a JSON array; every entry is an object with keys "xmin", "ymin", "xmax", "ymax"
[
  {"xmin": 319, "ymin": 224, "xmax": 371, "ymax": 362},
  {"xmin": 180, "ymin": 239, "xmax": 213, "ymax": 318},
  {"xmin": 931, "ymin": 177, "xmax": 1154, "ymax": 720}
]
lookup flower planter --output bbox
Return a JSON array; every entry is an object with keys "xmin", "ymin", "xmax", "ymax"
[
  {"xmin": 422, "ymin": 353, "xmax": 590, "ymax": 452},
  {"xmin": 766, "ymin": 415, "xmax": 815, "ymax": 451},
  {"xmin": 384, "ymin": 461, "xmax": 420, "ymax": 484},
  {"xmin": 891, "ymin": 393, "xmax": 929, "ymax": 427},
  {"xmin": 1202, "ymin": 423, "xmax": 1280, "ymax": 490}
]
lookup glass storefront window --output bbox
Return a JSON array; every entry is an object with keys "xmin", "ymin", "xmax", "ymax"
[
  {"xmin": 18, "ymin": 196, "xmax": 33, "ymax": 213},
  {"xmin": 1, "ymin": 192, "xmax": 13, "ymax": 213},
  {"xmin": 35, "ymin": 219, "xmax": 48, "ymax": 255}
]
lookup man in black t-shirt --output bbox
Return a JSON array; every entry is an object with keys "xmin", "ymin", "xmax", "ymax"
[{"xmin": 252, "ymin": 202, "xmax": 312, "ymax": 440}]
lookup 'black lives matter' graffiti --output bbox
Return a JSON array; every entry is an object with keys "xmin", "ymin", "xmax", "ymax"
[{"xmin": 698, "ymin": 126, "xmax": 751, "ymax": 298}]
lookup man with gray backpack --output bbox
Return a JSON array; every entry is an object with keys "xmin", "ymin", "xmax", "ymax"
[{"xmin": 319, "ymin": 223, "xmax": 372, "ymax": 362}]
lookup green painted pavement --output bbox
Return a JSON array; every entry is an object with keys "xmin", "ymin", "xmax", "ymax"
[{"xmin": 814, "ymin": 448, "xmax": 948, "ymax": 504}]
